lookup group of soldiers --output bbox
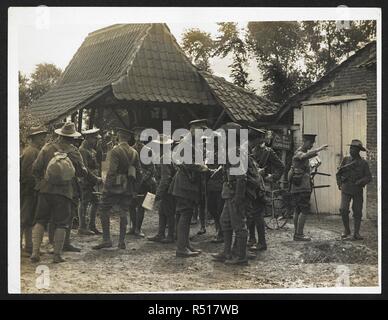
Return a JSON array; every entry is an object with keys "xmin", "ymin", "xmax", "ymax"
[{"xmin": 20, "ymin": 118, "xmax": 372, "ymax": 266}]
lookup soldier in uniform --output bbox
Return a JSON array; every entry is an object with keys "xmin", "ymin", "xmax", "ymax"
[
  {"xmin": 212, "ymin": 122, "xmax": 249, "ymax": 265},
  {"xmin": 31, "ymin": 122, "xmax": 87, "ymax": 263},
  {"xmin": 171, "ymin": 119, "xmax": 209, "ymax": 257},
  {"xmin": 147, "ymin": 134, "xmax": 177, "ymax": 243},
  {"xmin": 20, "ymin": 126, "xmax": 48, "ymax": 255},
  {"xmin": 128, "ymin": 127, "xmax": 157, "ymax": 238},
  {"xmin": 289, "ymin": 134, "xmax": 328, "ymax": 241},
  {"xmin": 207, "ymin": 140, "xmax": 225, "ymax": 244},
  {"xmin": 336, "ymin": 139, "xmax": 372, "ymax": 240},
  {"xmin": 248, "ymin": 127, "xmax": 285, "ymax": 251},
  {"xmin": 78, "ymin": 128, "xmax": 103, "ymax": 235},
  {"xmin": 93, "ymin": 128, "xmax": 141, "ymax": 250}
]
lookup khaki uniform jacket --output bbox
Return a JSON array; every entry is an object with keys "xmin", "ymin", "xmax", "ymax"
[
  {"xmin": 32, "ymin": 142, "xmax": 88, "ymax": 200},
  {"xmin": 221, "ymin": 146, "xmax": 247, "ymax": 200},
  {"xmin": 170, "ymin": 137, "xmax": 205, "ymax": 202},
  {"xmin": 290, "ymin": 146, "xmax": 318, "ymax": 194},
  {"xmin": 79, "ymin": 140, "xmax": 100, "ymax": 187},
  {"xmin": 155, "ymin": 154, "xmax": 176, "ymax": 201},
  {"xmin": 103, "ymin": 142, "xmax": 141, "ymax": 195},
  {"xmin": 336, "ymin": 155, "xmax": 372, "ymax": 195}
]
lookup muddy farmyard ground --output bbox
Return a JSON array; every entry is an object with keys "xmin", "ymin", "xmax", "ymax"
[{"xmin": 20, "ymin": 212, "xmax": 379, "ymax": 293}]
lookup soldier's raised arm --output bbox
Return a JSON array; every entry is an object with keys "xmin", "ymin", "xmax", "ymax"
[{"xmin": 294, "ymin": 144, "xmax": 328, "ymax": 161}]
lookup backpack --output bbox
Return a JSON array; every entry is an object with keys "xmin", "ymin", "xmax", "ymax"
[{"xmin": 45, "ymin": 145, "xmax": 76, "ymax": 186}]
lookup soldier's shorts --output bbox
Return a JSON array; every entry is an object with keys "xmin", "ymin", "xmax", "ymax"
[
  {"xmin": 291, "ymin": 192, "xmax": 311, "ymax": 215},
  {"xmin": 34, "ymin": 193, "xmax": 72, "ymax": 228},
  {"xmin": 220, "ymin": 198, "xmax": 247, "ymax": 236},
  {"xmin": 340, "ymin": 191, "xmax": 363, "ymax": 219},
  {"xmin": 98, "ymin": 192, "xmax": 132, "ymax": 217},
  {"xmin": 20, "ymin": 190, "xmax": 37, "ymax": 227}
]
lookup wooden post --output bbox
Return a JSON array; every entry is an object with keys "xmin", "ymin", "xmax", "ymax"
[
  {"xmin": 281, "ymin": 127, "xmax": 288, "ymax": 190},
  {"xmin": 71, "ymin": 112, "xmax": 77, "ymax": 123},
  {"xmin": 212, "ymin": 110, "xmax": 226, "ymax": 129},
  {"xmin": 89, "ymin": 107, "xmax": 96, "ymax": 129},
  {"xmin": 78, "ymin": 108, "xmax": 83, "ymax": 132}
]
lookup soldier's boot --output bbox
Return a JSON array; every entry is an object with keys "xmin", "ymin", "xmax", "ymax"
[
  {"xmin": 225, "ymin": 233, "xmax": 248, "ymax": 266},
  {"xmin": 92, "ymin": 214, "xmax": 113, "ymax": 250},
  {"xmin": 340, "ymin": 210, "xmax": 351, "ymax": 239},
  {"xmin": 353, "ymin": 217, "xmax": 364, "ymax": 240},
  {"xmin": 250, "ymin": 214, "xmax": 267, "ymax": 251},
  {"xmin": 23, "ymin": 227, "xmax": 33, "ymax": 255},
  {"xmin": 148, "ymin": 214, "xmax": 166, "ymax": 242},
  {"xmin": 88, "ymin": 204, "xmax": 102, "ymax": 235},
  {"xmin": 48, "ymin": 222, "xmax": 55, "ymax": 245},
  {"xmin": 176, "ymin": 213, "xmax": 200, "ymax": 258},
  {"xmin": 174, "ymin": 214, "xmax": 180, "ymax": 241},
  {"xmin": 293, "ymin": 211, "xmax": 300, "ymax": 237},
  {"xmin": 211, "ymin": 228, "xmax": 224, "ymax": 243},
  {"xmin": 30, "ymin": 223, "xmax": 44, "ymax": 262},
  {"xmin": 212, "ymin": 229, "xmax": 233, "ymax": 262},
  {"xmin": 63, "ymin": 223, "xmax": 81, "ymax": 252},
  {"xmin": 197, "ymin": 210, "xmax": 206, "ymax": 235},
  {"xmin": 231, "ymin": 236, "xmax": 238, "ymax": 256},
  {"xmin": 53, "ymin": 228, "xmax": 66, "ymax": 263},
  {"xmin": 247, "ymin": 220, "xmax": 256, "ymax": 247},
  {"xmin": 78, "ymin": 204, "xmax": 94, "ymax": 236},
  {"xmin": 161, "ymin": 214, "xmax": 175, "ymax": 243},
  {"xmin": 127, "ymin": 208, "xmax": 136, "ymax": 235},
  {"xmin": 294, "ymin": 213, "xmax": 311, "ymax": 241},
  {"xmin": 118, "ymin": 216, "xmax": 127, "ymax": 249},
  {"xmin": 134, "ymin": 207, "xmax": 145, "ymax": 237}
]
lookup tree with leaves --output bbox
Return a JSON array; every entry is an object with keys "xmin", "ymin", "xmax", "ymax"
[
  {"xmin": 214, "ymin": 22, "xmax": 253, "ymax": 90},
  {"xmin": 181, "ymin": 28, "xmax": 215, "ymax": 72},
  {"xmin": 301, "ymin": 20, "xmax": 376, "ymax": 81},
  {"xmin": 246, "ymin": 21, "xmax": 306, "ymax": 103},
  {"xmin": 28, "ymin": 63, "xmax": 62, "ymax": 103},
  {"xmin": 19, "ymin": 71, "xmax": 31, "ymax": 109}
]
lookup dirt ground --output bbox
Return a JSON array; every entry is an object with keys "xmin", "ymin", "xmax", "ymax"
[{"xmin": 20, "ymin": 211, "xmax": 379, "ymax": 293}]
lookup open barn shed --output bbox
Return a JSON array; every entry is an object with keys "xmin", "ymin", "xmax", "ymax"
[{"xmin": 30, "ymin": 23, "xmax": 280, "ymax": 132}]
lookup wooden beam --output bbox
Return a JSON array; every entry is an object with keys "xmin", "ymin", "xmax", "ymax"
[
  {"xmin": 185, "ymin": 105, "xmax": 200, "ymax": 120},
  {"xmin": 89, "ymin": 107, "xmax": 96, "ymax": 129},
  {"xmin": 71, "ymin": 112, "xmax": 77, "ymax": 123},
  {"xmin": 212, "ymin": 110, "xmax": 226, "ymax": 129},
  {"xmin": 78, "ymin": 108, "xmax": 83, "ymax": 132},
  {"xmin": 111, "ymin": 107, "xmax": 129, "ymax": 129},
  {"xmin": 301, "ymin": 94, "xmax": 367, "ymax": 106}
]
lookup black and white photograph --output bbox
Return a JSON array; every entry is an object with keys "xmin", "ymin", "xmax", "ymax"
[{"xmin": 7, "ymin": 6, "xmax": 381, "ymax": 295}]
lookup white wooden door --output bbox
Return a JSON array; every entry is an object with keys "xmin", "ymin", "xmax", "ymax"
[{"xmin": 302, "ymin": 99, "xmax": 367, "ymax": 214}]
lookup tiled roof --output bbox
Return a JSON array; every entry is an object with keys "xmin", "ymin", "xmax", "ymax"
[
  {"xmin": 199, "ymin": 71, "xmax": 280, "ymax": 123},
  {"xmin": 30, "ymin": 23, "xmax": 278, "ymax": 125},
  {"xmin": 112, "ymin": 24, "xmax": 216, "ymax": 106},
  {"xmin": 30, "ymin": 24, "xmax": 216, "ymax": 123},
  {"xmin": 277, "ymin": 41, "xmax": 376, "ymax": 121}
]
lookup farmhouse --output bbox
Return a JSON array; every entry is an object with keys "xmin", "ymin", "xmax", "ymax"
[{"xmin": 277, "ymin": 41, "xmax": 377, "ymax": 218}]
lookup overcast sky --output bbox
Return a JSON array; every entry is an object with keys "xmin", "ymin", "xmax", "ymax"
[
  {"xmin": 12, "ymin": 7, "xmax": 263, "ymax": 93},
  {"xmin": 10, "ymin": 7, "xmax": 380, "ymax": 96}
]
